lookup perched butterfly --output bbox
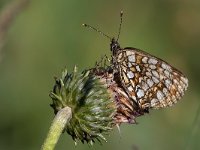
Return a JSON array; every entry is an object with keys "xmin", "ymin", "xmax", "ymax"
[{"xmin": 83, "ymin": 11, "xmax": 188, "ymax": 111}]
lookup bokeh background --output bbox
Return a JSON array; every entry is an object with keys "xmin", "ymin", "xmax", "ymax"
[{"xmin": 0, "ymin": 0, "xmax": 200, "ymax": 150}]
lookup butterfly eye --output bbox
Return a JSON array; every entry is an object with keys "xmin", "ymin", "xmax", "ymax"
[{"xmin": 111, "ymin": 44, "xmax": 117, "ymax": 50}]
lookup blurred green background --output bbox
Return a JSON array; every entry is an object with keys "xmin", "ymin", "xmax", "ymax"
[{"xmin": 0, "ymin": 0, "xmax": 200, "ymax": 150}]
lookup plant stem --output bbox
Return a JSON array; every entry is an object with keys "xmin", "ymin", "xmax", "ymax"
[{"xmin": 41, "ymin": 106, "xmax": 72, "ymax": 150}]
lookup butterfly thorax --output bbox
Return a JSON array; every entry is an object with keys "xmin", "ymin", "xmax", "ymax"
[{"xmin": 110, "ymin": 38, "xmax": 122, "ymax": 72}]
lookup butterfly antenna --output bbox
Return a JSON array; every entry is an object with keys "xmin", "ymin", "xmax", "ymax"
[
  {"xmin": 82, "ymin": 23, "xmax": 112, "ymax": 40},
  {"xmin": 117, "ymin": 10, "xmax": 123, "ymax": 42}
]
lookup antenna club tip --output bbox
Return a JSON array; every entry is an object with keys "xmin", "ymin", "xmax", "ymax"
[
  {"xmin": 120, "ymin": 10, "xmax": 123, "ymax": 15},
  {"xmin": 82, "ymin": 23, "xmax": 86, "ymax": 26}
]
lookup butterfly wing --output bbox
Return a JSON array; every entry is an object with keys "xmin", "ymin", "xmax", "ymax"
[{"xmin": 115, "ymin": 47, "xmax": 188, "ymax": 110}]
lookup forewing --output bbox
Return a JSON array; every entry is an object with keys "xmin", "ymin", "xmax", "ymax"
[{"xmin": 115, "ymin": 48, "xmax": 188, "ymax": 109}]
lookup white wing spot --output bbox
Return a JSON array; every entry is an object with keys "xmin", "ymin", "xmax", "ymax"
[
  {"xmin": 161, "ymin": 63, "xmax": 171, "ymax": 71},
  {"xmin": 178, "ymin": 85, "xmax": 184, "ymax": 94},
  {"xmin": 139, "ymin": 77, "xmax": 143, "ymax": 83},
  {"xmin": 117, "ymin": 53, "xmax": 123, "ymax": 60},
  {"xmin": 151, "ymin": 98, "xmax": 159, "ymax": 107},
  {"xmin": 136, "ymin": 65, "xmax": 141, "ymax": 72},
  {"xmin": 146, "ymin": 72, "xmax": 152, "ymax": 77},
  {"xmin": 128, "ymin": 55, "xmax": 135, "ymax": 62},
  {"xmin": 132, "ymin": 96, "xmax": 137, "ymax": 101},
  {"xmin": 163, "ymin": 88, "xmax": 168, "ymax": 96},
  {"xmin": 141, "ymin": 81, "xmax": 149, "ymax": 91},
  {"xmin": 171, "ymin": 95, "xmax": 177, "ymax": 103},
  {"xmin": 173, "ymin": 79, "xmax": 179, "ymax": 84},
  {"xmin": 142, "ymin": 57, "xmax": 148, "ymax": 63},
  {"xmin": 149, "ymin": 65, "xmax": 156, "ymax": 70},
  {"xmin": 137, "ymin": 89, "xmax": 144, "ymax": 98},
  {"xmin": 147, "ymin": 78, "xmax": 154, "ymax": 87},
  {"xmin": 165, "ymin": 79, "xmax": 171, "ymax": 88},
  {"xmin": 181, "ymin": 77, "xmax": 188, "ymax": 85},
  {"xmin": 157, "ymin": 90, "xmax": 164, "ymax": 100},
  {"xmin": 176, "ymin": 91, "xmax": 180, "ymax": 98},
  {"xmin": 152, "ymin": 76, "xmax": 159, "ymax": 84},
  {"xmin": 148, "ymin": 58, "xmax": 158, "ymax": 64},
  {"xmin": 128, "ymin": 62, "xmax": 132, "ymax": 67},
  {"xmin": 126, "ymin": 51, "xmax": 133, "ymax": 56},
  {"xmin": 127, "ymin": 71, "xmax": 134, "ymax": 79},
  {"xmin": 152, "ymin": 70, "xmax": 160, "ymax": 79},
  {"xmin": 164, "ymin": 70, "xmax": 170, "ymax": 78},
  {"xmin": 128, "ymin": 86, "xmax": 133, "ymax": 92}
]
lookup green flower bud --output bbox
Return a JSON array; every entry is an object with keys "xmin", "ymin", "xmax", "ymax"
[{"xmin": 50, "ymin": 67, "xmax": 116, "ymax": 145}]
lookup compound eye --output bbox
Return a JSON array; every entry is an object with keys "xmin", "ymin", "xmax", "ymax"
[{"xmin": 112, "ymin": 45, "xmax": 115, "ymax": 49}]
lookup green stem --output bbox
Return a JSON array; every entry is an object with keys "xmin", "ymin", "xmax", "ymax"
[{"xmin": 41, "ymin": 106, "xmax": 72, "ymax": 150}]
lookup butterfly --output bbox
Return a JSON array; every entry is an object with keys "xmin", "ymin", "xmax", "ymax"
[{"xmin": 83, "ymin": 11, "xmax": 188, "ymax": 112}]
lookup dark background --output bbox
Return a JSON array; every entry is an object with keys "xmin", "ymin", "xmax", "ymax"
[{"xmin": 0, "ymin": 0, "xmax": 199, "ymax": 149}]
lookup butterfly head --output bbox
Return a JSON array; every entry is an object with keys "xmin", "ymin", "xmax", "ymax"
[{"xmin": 110, "ymin": 38, "xmax": 121, "ymax": 55}]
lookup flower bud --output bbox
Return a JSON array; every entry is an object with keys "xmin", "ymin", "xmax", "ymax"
[{"xmin": 50, "ymin": 67, "xmax": 117, "ymax": 145}]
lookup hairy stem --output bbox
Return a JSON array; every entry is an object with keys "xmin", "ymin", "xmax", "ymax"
[{"xmin": 41, "ymin": 107, "xmax": 72, "ymax": 150}]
